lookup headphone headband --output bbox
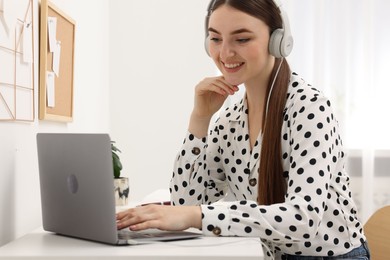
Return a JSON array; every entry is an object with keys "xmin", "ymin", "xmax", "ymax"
[
  {"xmin": 207, "ymin": 0, "xmax": 217, "ymax": 13},
  {"xmin": 204, "ymin": 0, "xmax": 293, "ymax": 58},
  {"xmin": 272, "ymin": 0, "xmax": 282, "ymax": 8}
]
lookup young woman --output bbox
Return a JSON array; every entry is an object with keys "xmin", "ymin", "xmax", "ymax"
[{"xmin": 117, "ymin": 1, "xmax": 370, "ymax": 259}]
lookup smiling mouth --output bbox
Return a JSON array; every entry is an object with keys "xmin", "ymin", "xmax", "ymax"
[{"xmin": 222, "ymin": 62, "xmax": 244, "ymax": 69}]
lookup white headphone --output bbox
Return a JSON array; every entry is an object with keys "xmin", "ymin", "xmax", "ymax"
[{"xmin": 204, "ymin": 0, "xmax": 293, "ymax": 58}]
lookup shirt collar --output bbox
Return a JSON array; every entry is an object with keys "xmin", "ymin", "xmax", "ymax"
[{"xmin": 228, "ymin": 95, "xmax": 248, "ymax": 122}]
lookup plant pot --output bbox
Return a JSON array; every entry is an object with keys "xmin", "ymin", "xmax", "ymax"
[{"xmin": 114, "ymin": 177, "xmax": 129, "ymax": 206}]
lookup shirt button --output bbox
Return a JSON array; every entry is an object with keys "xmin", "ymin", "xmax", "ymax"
[
  {"xmin": 249, "ymin": 178, "xmax": 257, "ymax": 187},
  {"xmin": 212, "ymin": 227, "xmax": 221, "ymax": 236},
  {"xmin": 192, "ymin": 147, "xmax": 201, "ymax": 155}
]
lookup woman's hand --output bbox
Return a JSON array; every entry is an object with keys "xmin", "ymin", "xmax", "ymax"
[
  {"xmin": 193, "ymin": 76, "xmax": 238, "ymax": 118},
  {"xmin": 116, "ymin": 205, "xmax": 202, "ymax": 231},
  {"xmin": 189, "ymin": 76, "xmax": 239, "ymax": 137}
]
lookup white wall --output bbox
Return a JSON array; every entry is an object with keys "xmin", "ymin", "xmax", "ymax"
[
  {"xmin": 109, "ymin": 0, "xmax": 216, "ymax": 201},
  {"xmin": 0, "ymin": 0, "xmax": 110, "ymax": 246},
  {"xmin": 0, "ymin": 0, "xmax": 213, "ymax": 247}
]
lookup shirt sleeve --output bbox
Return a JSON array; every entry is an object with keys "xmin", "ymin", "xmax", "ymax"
[{"xmin": 170, "ymin": 123, "xmax": 229, "ymax": 205}]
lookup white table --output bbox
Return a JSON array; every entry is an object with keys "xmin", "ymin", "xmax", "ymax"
[{"xmin": 0, "ymin": 227, "xmax": 264, "ymax": 260}]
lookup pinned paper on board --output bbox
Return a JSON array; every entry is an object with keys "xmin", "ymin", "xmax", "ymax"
[
  {"xmin": 22, "ymin": 21, "xmax": 33, "ymax": 63},
  {"xmin": 46, "ymin": 71, "xmax": 55, "ymax": 108},
  {"xmin": 47, "ymin": 16, "xmax": 57, "ymax": 52},
  {"xmin": 52, "ymin": 40, "xmax": 61, "ymax": 76}
]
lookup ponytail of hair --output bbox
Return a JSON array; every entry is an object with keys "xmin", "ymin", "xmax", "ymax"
[{"xmin": 257, "ymin": 58, "xmax": 290, "ymax": 205}]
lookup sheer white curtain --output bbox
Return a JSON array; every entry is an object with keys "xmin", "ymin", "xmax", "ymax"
[{"xmin": 284, "ymin": 0, "xmax": 390, "ymax": 222}]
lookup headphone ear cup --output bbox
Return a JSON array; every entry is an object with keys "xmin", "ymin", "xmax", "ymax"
[
  {"xmin": 204, "ymin": 35, "xmax": 210, "ymax": 56},
  {"xmin": 280, "ymin": 34, "xmax": 293, "ymax": 58},
  {"xmin": 269, "ymin": 29, "xmax": 284, "ymax": 58}
]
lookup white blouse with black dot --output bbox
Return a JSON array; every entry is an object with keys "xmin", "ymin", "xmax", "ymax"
[{"xmin": 170, "ymin": 73, "xmax": 366, "ymax": 258}]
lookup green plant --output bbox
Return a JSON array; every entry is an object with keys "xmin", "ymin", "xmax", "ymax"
[{"xmin": 111, "ymin": 141, "xmax": 123, "ymax": 178}]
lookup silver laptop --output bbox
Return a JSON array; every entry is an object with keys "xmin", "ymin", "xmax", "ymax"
[{"xmin": 36, "ymin": 133, "xmax": 201, "ymax": 245}]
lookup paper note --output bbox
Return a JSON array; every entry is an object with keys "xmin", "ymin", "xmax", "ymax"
[
  {"xmin": 22, "ymin": 21, "xmax": 33, "ymax": 63},
  {"xmin": 47, "ymin": 16, "xmax": 57, "ymax": 52},
  {"xmin": 52, "ymin": 41, "xmax": 61, "ymax": 76},
  {"xmin": 46, "ymin": 71, "xmax": 55, "ymax": 108},
  {"xmin": 2, "ymin": 0, "xmax": 18, "ymax": 34},
  {"xmin": 0, "ymin": 6, "xmax": 7, "ymax": 39}
]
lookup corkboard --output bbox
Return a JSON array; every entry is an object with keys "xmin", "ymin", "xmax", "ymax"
[{"xmin": 39, "ymin": 0, "xmax": 75, "ymax": 122}]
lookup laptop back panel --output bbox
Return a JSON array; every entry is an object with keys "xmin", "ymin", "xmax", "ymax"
[{"xmin": 37, "ymin": 133, "xmax": 118, "ymax": 244}]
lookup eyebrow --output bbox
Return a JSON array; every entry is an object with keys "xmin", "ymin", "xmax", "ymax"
[{"xmin": 208, "ymin": 27, "xmax": 254, "ymax": 35}]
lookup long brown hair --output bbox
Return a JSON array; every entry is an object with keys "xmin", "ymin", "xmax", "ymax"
[{"xmin": 206, "ymin": 0, "xmax": 290, "ymax": 205}]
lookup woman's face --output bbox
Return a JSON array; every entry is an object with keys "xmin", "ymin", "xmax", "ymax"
[{"xmin": 208, "ymin": 5, "xmax": 274, "ymax": 86}]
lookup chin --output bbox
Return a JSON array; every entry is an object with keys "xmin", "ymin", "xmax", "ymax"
[{"xmin": 222, "ymin": 76, "xmax": 243, "ymax": 86}]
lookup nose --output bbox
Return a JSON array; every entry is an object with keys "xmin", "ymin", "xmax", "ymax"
[{"xmin": 219, "ymin": 41, "xmax": 235, "ymax": 60}]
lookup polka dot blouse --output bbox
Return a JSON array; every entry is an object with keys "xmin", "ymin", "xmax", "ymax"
[{"xmin": 170, "ymin": 73, "xmax": 366, "ymax": 258}]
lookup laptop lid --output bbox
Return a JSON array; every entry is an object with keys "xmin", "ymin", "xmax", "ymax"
[{"xmin": 37, "ymin": 133, "xmax": 119, "ymax": 244}]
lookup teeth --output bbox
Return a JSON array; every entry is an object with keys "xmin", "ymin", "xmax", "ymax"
[{"xmin": 224, "ymin": 63, "xmax": 242, "ymax": 69}]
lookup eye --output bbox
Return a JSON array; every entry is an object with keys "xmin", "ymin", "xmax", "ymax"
[
  {"xmin": 237, "ymin": 38, "xmax": 250, "ymax": 43},
  {"xmin": 210, "ymin": 37, "xmax": 221, "ymax": 43}
]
